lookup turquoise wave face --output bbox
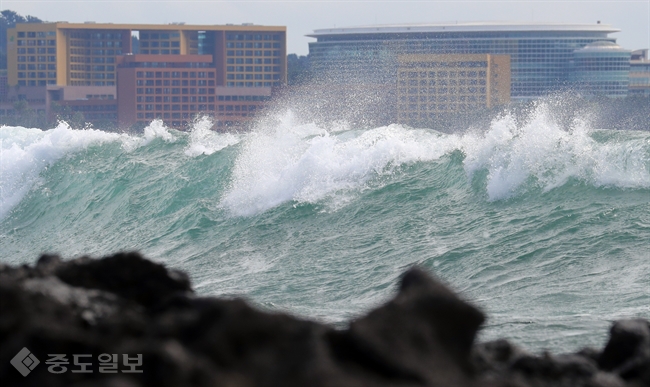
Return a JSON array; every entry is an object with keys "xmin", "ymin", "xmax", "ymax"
[{"xmin": 1, "ymin": 104, "xmax": 649, "ymax": 354}]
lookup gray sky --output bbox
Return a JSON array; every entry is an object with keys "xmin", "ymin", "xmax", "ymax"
[{"xmin": 3, "ymin": 0, "xmax": 649, "ymax": 55}]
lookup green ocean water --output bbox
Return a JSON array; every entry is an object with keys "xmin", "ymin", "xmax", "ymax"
[{"xmin": 1, "ymin": 102, "xmax": 649, "ymax": 354}]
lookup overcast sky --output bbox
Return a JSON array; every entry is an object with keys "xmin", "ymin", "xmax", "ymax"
[{"xmin": 3, "ymin": 0, "xmax": 649, "ymax": 55}]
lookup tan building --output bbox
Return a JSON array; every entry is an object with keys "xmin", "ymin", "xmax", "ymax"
[
  {"xmin": 116, "ymin": 54, "xmax": 276, "ymax": 129},
  {"xmin": 0, "ymin": 84, "xmax": 117, "ymax": 126},
  {"xmin": 396, "ymin": 54, "xmax": 510, "ymax": 125},
  {"xmin": 5, "ymin": 22, "xmax": 286, "ymax": 128},
  {"xmin": 117, "ymin": 55, "xmax": 214, "ymax": 128},
  {"xmin": 7, "ymin": 22, "xmax": 286, "ymax": 88},
  {"xmin": 629, "ymin": 49, "xmax": 650, "ymax": 98}
]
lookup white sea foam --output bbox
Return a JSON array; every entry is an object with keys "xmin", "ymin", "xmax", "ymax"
[
  {"xmin": 221, "ymin": 105, "xmax": 649, "ymax": 216},
  {"xmin": 219, "ymin": 111, "xmax": 459, "ymax": 216},
  {"xmin": 459, "ymin": 104, "xmax": 650, "ymax": 200},
  {"xmin": 0, "ymin": 120, "xmax": 179, "ymax": 221},
  {"xmin": 2, "ymin": 104, "xmax": 648, "ymax": 220},
  {"xmin": 0, "ymin": 122, "xmax": 122, "ymax": 220},
  {"xmin": 142, "ymin": 119, "xmax": 175, "ymax": 144},
  {"xmin": 184, "ymin": 116, "xmax": 240, "ymax": 157},
  {"xmin": 121, "ymin": 119, "xmax": 176, "ymax": 151}
]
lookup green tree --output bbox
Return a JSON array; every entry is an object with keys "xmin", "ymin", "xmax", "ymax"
[
  {"xmin": 0, "ymin": 10, "xmax": 43, "ymax": 69},
  {"xmin": 287, "ymin": 54, "xmax": 311, "ymax": 86}
]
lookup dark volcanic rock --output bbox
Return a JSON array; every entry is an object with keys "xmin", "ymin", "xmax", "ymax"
[
  {"xmin": 472, "ymin": 339, "xmax": 525, "ymax": 375},
  {"xmin": 599, "ymin": 319, "xmax": 650, "ymax": 385},
  {"xmin": 338, "ymin": 268, "xmax": 485, "ymax": 386},
  {"xmin": 150, "ymin": 295, "xmax": 344, "ymax": 386},
  {"xmin": 0, "ymin": 252, "xmax": 648, "ymax": 387},
  {"xmin": 54, "ymin": 252, "xmax": 192, "ymax": 309}
]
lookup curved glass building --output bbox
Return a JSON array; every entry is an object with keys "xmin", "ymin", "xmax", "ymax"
[
  {"xmin": 569, "ymin": 41, "xmax": 631, "ymax": 98},
  {"xmin": 307, "ymin": 22, "xmax": 626, "ymax": 101}
]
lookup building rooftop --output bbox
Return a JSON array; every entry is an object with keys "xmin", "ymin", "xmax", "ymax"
[
  {"xmin": 574, "ymin": 41, "xmax": 629, "ymax": 53},
  {"xmin": 307, "ymin": 22, "xmax": 619, "ymax": 37},
  {"xmin": 12, "ymin": 22, "xmax": 285, "ymax": 32}
]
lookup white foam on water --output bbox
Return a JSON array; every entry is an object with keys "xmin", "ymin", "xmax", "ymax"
[
  {"xmin": 0, "ymin": 120, "xmax": 178, "ymax": 221},
  {"xmin": 184, "ymin": 116, "xmax": 240, "ymax": 157},
  {"xmin": 587, "ymin": 133, "xmax": 650, "ymax": 189},
  {"xmin": 4, "ymin": 103, "xmax": 647, "ymax": 220},
  {"xmin": 220, "ymin": 111, "xmax": 459, "ymax": 216},
  {"xmin": 0, "ymin": 122, "xmax": 122, "ymax": 220},
  {"xmin": 143, "ymin": 119, "xmax": 175, "ymax": 143},
  {"xmin": 121, "ymin": 119, "xmax": 176, "ymax": 151},
  {"xmin": 221, "ymin": 105, "xmax": 649, "ymax": 216},
  {"xmin": 460, "ymin": 103, "xmax": 650, "ymax": 200}
]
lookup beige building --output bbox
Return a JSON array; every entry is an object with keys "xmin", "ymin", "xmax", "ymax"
[
  {"xmin": 7, "ymin": 22, "xmax": 286, "ymax": 88},
  {"xmin": 4, "ymin": 22, "xmax": 286, "ymax": 128},
  {"xmin": 396, "ymin": 54, "xmax": 510, "ymax": 125}
]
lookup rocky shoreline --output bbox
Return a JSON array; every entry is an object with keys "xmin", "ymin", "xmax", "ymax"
[{"xmin": 1, "ymin": 252, "xmax": 648, "ymax": 386}]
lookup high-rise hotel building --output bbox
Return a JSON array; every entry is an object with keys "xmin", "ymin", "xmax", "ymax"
[
  {"xmin": 5, "ymin": 22, "xmax": 286, "ymax": 128},
  {"xmin": 396, "ymin": 54, "xmax": 510, "ymax": 125},
  {"xmin": 308, "ymin": 22, "xmax": 630, "ymax": 101}
]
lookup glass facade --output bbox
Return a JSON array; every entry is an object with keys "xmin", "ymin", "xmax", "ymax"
[
  {"xmin": 569, "ymin": 41, "xmax": 631, "ymax": 98},
  {"xmin": 308, "ymin": 25, "xmax": 625, "ymax": 100},
  {"xmin": 628, "ymin": 59, "xmax": 650, "ymax": 97},
  {"xmin": 138, "ymin": 30, "xmax": 182, "ymax": 55}
]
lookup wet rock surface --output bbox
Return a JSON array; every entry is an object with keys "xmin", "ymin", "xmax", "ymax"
[{"xmin": 0, "ymin": 252, "xmax": 648, "ymax": 387}]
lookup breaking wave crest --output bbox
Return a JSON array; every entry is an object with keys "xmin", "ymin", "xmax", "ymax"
[
  {"xmin": 1, "ymin": 101, "xmax": 649, "ymax": 355},
  {"xmin": 220, "ymin": 104, "xmax": 650, "ymax": 216},
  {"xmin": 3, "ymin": 103, "xmax": 648, "ymax": 220}
]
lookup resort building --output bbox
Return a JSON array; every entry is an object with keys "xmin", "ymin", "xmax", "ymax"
[
  {"xmin": 569, "ymin": 41, "xmax": 631, "ymax": 98},
  {"xmin": 629, "ymin": 49, "xmax": 650, "ymax": 97},
  {"xmin": 4, "ymin": 22, "xmax": 287, "ymax": 128},
  {"xmin": 396, "ymin": 54, "xmax": 510, "ymax": 124},
  {"xmin": 0, "ymin": 70, "xmax": 8, "ymax": 101},
  {"xmin": 116, "ymin": 54, "xmax": 272, "ymax": 128},
  {"xmin": 117, "ymin": 54, "xmax": 215, "ymax": 128},
  {"xmin": 0, "ymin": 83, "xmax": 47, "ymax": 124},
  {"xmin": 307, "ymin": 22, "xmax": 628, "ymax": 101},
  {"xmin": 48, "ymin": 85, "xmax": 117, "ymax": 123}
]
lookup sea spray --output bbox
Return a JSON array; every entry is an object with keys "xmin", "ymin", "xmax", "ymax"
[
  {"xmin": 184, "ymin": 116, "xmax": 241, "ymax": 157},
  {"xmin": 219, "ymin": 111, "xmax": 465, "ymax": 216},
  {"xmin": 1, "ymin": 100, "xmax": 648, "ymax": 355},
  {"xmin": 0, "ymin": 122, "xmax": 123, "ymax": 220},
  {"xmin": 459, "ymin": 104, "xmax": 650, "ymax": 200}
]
